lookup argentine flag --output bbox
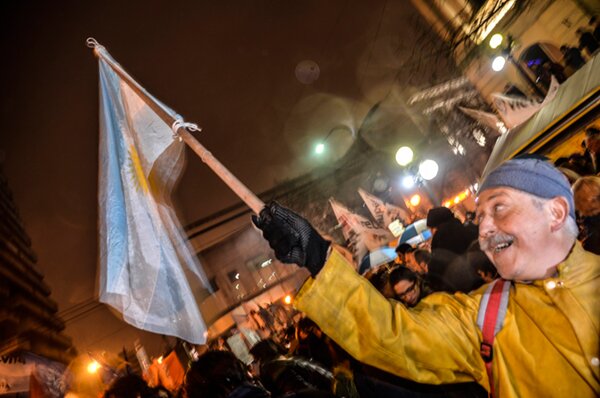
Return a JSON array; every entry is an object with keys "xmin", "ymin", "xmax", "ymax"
[{"xmin": 96, "ymin": 45, "xmax": 208, "ymax": 343}]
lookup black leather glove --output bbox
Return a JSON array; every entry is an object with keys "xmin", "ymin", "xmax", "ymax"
[{"xmin": 252, "ymin": 202, "xmax": 330, "ymax": 276}]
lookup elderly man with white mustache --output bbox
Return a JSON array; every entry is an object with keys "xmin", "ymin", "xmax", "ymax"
[{"xmin": 253, "ymin": 157, "xmax": 599, "ymax": 398}]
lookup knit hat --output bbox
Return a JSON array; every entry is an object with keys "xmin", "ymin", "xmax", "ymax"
[
  {"xmin": 426, "ymin": 207, "xmax": 455, "ymax": 228},
  {"xmin": 478, "ymin": 157, "xmax": 575, "ymax": 219}
]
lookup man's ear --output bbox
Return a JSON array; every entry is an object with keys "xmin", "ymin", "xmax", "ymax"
[{"xmin": 548, "ymin": 196, "xmax": 570, "ymax": 232}]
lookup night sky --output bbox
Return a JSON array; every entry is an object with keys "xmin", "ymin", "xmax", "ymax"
[{"xmin": 0, "ymin": 1, "xmax": 447, "ymax": 353}]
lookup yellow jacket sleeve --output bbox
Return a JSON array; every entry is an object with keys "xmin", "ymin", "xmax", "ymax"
[{"xmin": 296, "ymin": 248, "xmax": 487, "ymax": 386}]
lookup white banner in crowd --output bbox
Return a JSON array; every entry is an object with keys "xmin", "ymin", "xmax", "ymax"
[
  {"xmin": 0, "ymin": 354, "xmax": 69, "ymax": 398},
  {"xmin": 492, "ymin": 76, "xmax": 559, "ymax": 129},
  {"xmin": 95, "ymin": 44, "xmax": 209, "ymax": 343},
  {"xmin": 0, "ymin": 359, "xmax": 33, "ymax": 395},
  {"xmin": 358, "ymin": 188, "xmax": 409, "ymax": 228},
  {"xmin": 329, "ymin": 199, "xmax": 392, "ymax": 265}
]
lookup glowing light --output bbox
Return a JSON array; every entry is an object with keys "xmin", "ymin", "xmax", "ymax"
[
  {"xmin": 443, "ymin": 188, "xmax": 472, "ymax": 208},
  {"xmin": 315, "ymin": 143, "xmax": 325, "ymax": 154},
  {"xmin": 492, "ymin": 56, "xmax": 506, "ymax": 72},
  {"xmin": 284, "ymin": 295, "xmax": 292, "ymax": 305},
  {"xmin": 395, "ymin": 146, "xmax": 413, "ymax": 166},
  {"xmin": 87, "ymin": 361, "xmax": 100, "ymax": 374},
  {"xmin": 418, "ymin": 159, "xmax": 439, "ymax": 180},
  {"xmin": 409, "ymin": 194, "xmax": 421, "ymax": 207},
  {"xmin": 489, "ymin": 33, "xmax": 503, "ymax": 49},
  {"xmin": 157, "ymin": 356, "xmax": 163, "ymax": 364},
  {"xmin": 401, "ymin": 175, "xmax": 415, "ymax": 189},
  {"xmin": 260, "ymin": 259, "xmax": 272, "ymax": 268}
]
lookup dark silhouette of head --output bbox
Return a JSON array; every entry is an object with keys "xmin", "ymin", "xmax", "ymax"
[
  {"xmin": 249, "ymin": 339, "xmax": 282, "ymax": 363},
  {"xmin": 184, "ymin": 351, "xmax": 250, "ymax": 398},
  {"xmin": 104, "ymin": 374, "xmax": 157, "ymax": 398}
]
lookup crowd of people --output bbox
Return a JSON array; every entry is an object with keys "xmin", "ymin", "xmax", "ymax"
[
  {"xmin": 555, "ymin": 126, "xmax": 600, "ymax": 254},
  {"xmin": 251, "ymin": 156, "xmax": 599, "ymax": 397},
  {"xmin": 522, "ymin": 17, "xmax": 599, "ymax": 95},
  {"xmin": 97, "ymin": 126, "xmax": 600, "ymax": 398}
]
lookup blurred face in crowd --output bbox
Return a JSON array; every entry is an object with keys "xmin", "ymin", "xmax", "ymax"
[
  {"xmin": 417, "ymin": 261, "xmax": 428, "ymax": 274},
  {"xmin": 585, "ymin": 134, "xmax": 600, "ymax": 154},
  {"xmin": 476, "ymin": 187, "xmax": 568, "ymax": 281},
  {"xmin": 574, "ymin": 178, "xmax": 600, "ymax": 217},
  {"xmin": 404, "ymin": 252, "xmax": 419, "ymax": 273},
  {"xmin": 392, "ymin": 279, "xmax": 420, "ymax": 307}
]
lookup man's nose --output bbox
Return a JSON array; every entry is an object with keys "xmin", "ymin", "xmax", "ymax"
[{"xmin": 478, "ymin": 215, "xmax": 495, "ymax": 238}]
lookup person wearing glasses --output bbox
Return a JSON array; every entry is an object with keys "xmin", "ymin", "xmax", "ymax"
[{"xmin": 388, "ymin": 267, "xmax": 431, "ymax": 307}]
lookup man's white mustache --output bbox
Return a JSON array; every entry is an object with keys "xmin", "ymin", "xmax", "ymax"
[{"xmin": 480, "ymin": 233, "xmax": 514, "ymax": 252}]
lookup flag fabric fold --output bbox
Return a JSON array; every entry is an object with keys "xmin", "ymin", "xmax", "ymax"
[{"xmin": 96, "ymin": 46, "xmax": 208, "ymax": 344}]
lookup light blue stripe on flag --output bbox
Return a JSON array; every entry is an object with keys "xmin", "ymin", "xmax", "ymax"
[{"xmin": 96, "ymin": 49, "xmax": 208, "ymax": 344}]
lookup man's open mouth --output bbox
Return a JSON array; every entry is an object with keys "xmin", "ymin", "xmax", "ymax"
[{"xmin": 494, "ymin": 239, "xmax": 513, "ymax": 253}]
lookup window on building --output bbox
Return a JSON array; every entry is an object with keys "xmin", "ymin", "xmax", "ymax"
[{"xmin": 227, "ymin": 270, "xmax": 240, "ymax": 283}]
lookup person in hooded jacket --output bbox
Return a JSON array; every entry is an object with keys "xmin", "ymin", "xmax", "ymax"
[
  {"xmin": 425, "ymin": 207, "xmax": 480, "ymax": 292},
  {"xmin": 427, "ymin": 207, "xmax": 478, "ymax": 255}
]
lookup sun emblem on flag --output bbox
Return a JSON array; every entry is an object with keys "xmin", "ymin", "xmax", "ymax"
[{"xmin": 128, "ymin": 145, "xmax": 149, "ymax": 194}]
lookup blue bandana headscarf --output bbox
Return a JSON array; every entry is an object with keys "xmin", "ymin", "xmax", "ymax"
[{"xmin": 479, "ymin": 157, "xmax": 575, "ymax": 219}]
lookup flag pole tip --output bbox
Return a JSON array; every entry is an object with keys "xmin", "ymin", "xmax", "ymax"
[
  {"xmin": 86, "ymin": 38, "xmax": 105, "ymax": 57},
  {"xmin": 86, "ymin": 37, "xmax": 100, "ymax": 48}
]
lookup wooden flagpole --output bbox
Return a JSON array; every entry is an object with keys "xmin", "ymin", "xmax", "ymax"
[{"xmin": 177, "ymin": 129, "xmax": 265, "ymax": 214}]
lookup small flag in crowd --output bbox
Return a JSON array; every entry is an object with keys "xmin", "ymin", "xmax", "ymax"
[
  {"xmin": 358, "ymin": 188, "xmax": 409, "ymax": 228},
  {"xmin": 94, "ymin": 43, "xmax": 208, "ymax": 343},
  {"xmin": 329, "ymin": 199, "xmax": 392, "ymax": 265},
  {"xmin": 492, "ymin": 76, "xmax": 559, "ymax": 129}
]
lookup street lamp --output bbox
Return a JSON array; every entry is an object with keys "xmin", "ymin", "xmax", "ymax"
[
  {"xmin": 314, "ymin": 125, "xmax": 355, "ymax": 156},
  {"xmin": 395, "ymin": 146, "xmax": 414, "ymax": 166},
  {"xmin": 401, "ymin": 174, "xmax": 416, "ymax": 189},
  {"xmin": 87, "ymin": 360, "xmax": 100, "ymax": 374},
  {"xmin": 418, "ymin": 159, "xmax": 439, "ymax": 180},
  {"xmin": 491, "ymin": 55, "xmax": 507, "ymax": 71},
  {"xmin": 409, "ymin": 194, "xmax": 421, "ymax": 207},
  {"xmin": 315, "ymin": 143, "xmax": 325, "ymax": 154},
  {"xmin": 489, "ymin": 33, "xmax": 503, "ymax": 49}
]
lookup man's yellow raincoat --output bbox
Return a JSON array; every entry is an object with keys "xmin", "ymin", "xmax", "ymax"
[{"xmin": 295, "ymin": 243, "xmax": 600, "ymax": 397}]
